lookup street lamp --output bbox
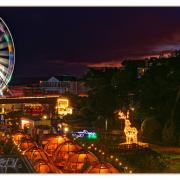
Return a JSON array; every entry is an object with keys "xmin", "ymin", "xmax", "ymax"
[
  {"xmin": 43, "ymin": 115, "xmax": 47, "ymax": 120},
  {"xmin": 64, "ymin": 127, "xmax": 69, "ymax": 133}
]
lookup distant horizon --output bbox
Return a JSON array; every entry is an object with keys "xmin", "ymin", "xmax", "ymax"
[{"xmin": 10, "ymin": 49, "xmax": 180, "ymax": 81}]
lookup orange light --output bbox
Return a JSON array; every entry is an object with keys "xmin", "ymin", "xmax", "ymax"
[
  {"xmin": 57, "ymin": 98, "xmax": 72, "ymax": 116},
  {"xmin": 57, "ymin": 98, "xmax": 69, "ymax": 108},
  {"xmin": 118, "ymin": 110, "xmax": 138, "ymax": 144},
  {"xmin": 21, "ymin": 119, "xmax": 31, "ymax": 129}
]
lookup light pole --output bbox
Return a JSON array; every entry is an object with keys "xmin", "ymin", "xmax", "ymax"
[{"xmin": 130, "ymin": 107, "xmax": 135, "ymax": 123}]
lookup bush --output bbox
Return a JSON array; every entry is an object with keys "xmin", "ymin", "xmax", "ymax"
[
  {"xmin": 139, "ymin": 117, "xmax": 161, "ymax": 143},
  {"xmin": 121, "ymin": 148, "xmax": 167, "ymax": 173}
]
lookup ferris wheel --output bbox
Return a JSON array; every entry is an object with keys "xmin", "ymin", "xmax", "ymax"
[{"xmin": 0, "ymin": 17, "xmax": 15, "ymax": 96}]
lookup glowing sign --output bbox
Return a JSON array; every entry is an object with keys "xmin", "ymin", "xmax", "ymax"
[
  {"xmin": 56, "ymin": 98, "xmax": 72, "ymax": 116},
  {"xmin": 57, "ymin": 98, "xmax": 69, "ymax": 108},
  {"xmin": 72, "ymin": 130, "xmax": 97, "ymax": 139}
]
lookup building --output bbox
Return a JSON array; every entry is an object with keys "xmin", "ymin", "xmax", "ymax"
[
  {"xmin": 8, "ymin": 75, "xmax": 87, "ymax": 97},
  {"xmin": 39, "ymin": 76, "xmax": 78, "ymax": 94}
]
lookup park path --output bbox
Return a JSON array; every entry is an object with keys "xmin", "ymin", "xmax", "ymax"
[
  {"xmin": 149, "ymin": 143, "xmax": 180, "ymax": 173},
  {"xmin": 149, "ymin": 144, "xmax": 180, "ymax": 154}
]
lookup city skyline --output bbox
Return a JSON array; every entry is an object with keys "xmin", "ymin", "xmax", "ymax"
[{"xmin": 1, "ymin": 7, "xmax": 180, "ymax": 78}]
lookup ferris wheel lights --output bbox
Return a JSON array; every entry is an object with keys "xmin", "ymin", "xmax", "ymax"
[
  {"xmin": 8, "ymin": 45, "xmax": 13, "ymax": 52},
  {"xmin": 0, "ymin": 18, "xmax": 15, "ymax": 96},
  {"xmin": 0, "ymin": 26, "xmax": 4, "ymax": 33},
  {"xmin": 4, "ymin": 34, "xmax": 10, "ymax": 42}
]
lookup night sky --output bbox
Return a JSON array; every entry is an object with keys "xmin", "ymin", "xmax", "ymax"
[{"xmin": 0, "ymin": 7, "xmax": 180, "ymax": 78}]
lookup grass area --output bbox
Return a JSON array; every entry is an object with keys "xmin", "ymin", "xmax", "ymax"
[
  {"xmin": 149, "ymin": 144, "xmax": 180, "ymax": 173},
  {"xmin": 160, "ymin": 153, "xmax": 180, "ymax": 173}
]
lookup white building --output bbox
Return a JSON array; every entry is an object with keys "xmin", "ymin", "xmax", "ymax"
[{"xmin": 39, "ymin": 75, "xmax": 78, "ymax": 94}]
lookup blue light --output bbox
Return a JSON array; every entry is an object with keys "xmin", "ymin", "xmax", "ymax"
[
  {"xmin": 9, "ymin": 53, "xmax": 14, "ymax": 60},
  {"xmin": 72, "ymin": 129, "xmax": 97, "ymax": 140}
]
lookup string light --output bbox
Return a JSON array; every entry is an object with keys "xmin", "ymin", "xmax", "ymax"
[
  {"xmin": 110, "ymin": 155, "xmax": 113, "ymax": 159},
  {"xmin": 115, "ymin": 158, "xmax": 119, "ymax": 162},
  {"xmin": 124, "ymin": 166, "xmax": 128, "ymax": 170},
  {"xmin": 119, "ymin": 162, "xmax": 122, "ymax": 166},
  {"xmin": 99, "ymin": 150, "xmax": 101, "ymax": 153},
  {"xmin": 91, "ymin": 144, "xmax": 94, "ymax": 147},
  {"xmin": 129, "ymin": 170, "xmax": 132, "ymax": 173},
  {"xmin": 102, "ymin": 152, "xmax": 105, "ymax": 155},
  {"xmin": 94, "ymin": 147, "xmax": 97, "ymax": 151}
]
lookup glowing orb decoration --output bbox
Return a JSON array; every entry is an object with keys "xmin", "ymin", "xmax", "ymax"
[{"xmin": 0, "ymin": 18, "xmax": 15, "ymax": 95}]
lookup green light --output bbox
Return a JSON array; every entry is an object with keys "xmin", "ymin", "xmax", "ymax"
[
  {"xmin": 88, "ymin": 133, "xmax": 97, "ymax": 139},
  {"xmin": 4, "ymin": 34, "xmax": 10, "ymax": 42}
]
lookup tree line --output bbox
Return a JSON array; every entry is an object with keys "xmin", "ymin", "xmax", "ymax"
[{"xmin": 66, "ymin": 52, "xmax": 180, "ymax": 146}]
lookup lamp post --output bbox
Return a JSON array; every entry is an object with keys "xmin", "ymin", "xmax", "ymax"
[
  {"xmin": 105, "ymin": 119, "xmax": 108, "ymax": 141},
  {"xmin": 105, "ymin": 119, "xmax": 108, "ymax": 131},
  {"xmin": 64, "ymin": 126, "xmax": 69, "ymax": 136},
  {"xmin": 130, "ymin": 107, "xmax": 135, "ymax": 123}
]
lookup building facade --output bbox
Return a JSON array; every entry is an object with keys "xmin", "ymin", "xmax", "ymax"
[{"xmin": 8, "ymin": 75, "xmax": 87, "ymax": 97}]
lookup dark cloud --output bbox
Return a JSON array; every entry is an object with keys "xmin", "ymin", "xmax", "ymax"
[{"xmin": 0, "ymin": 7, "xmax": 180, "ymax": 77}]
